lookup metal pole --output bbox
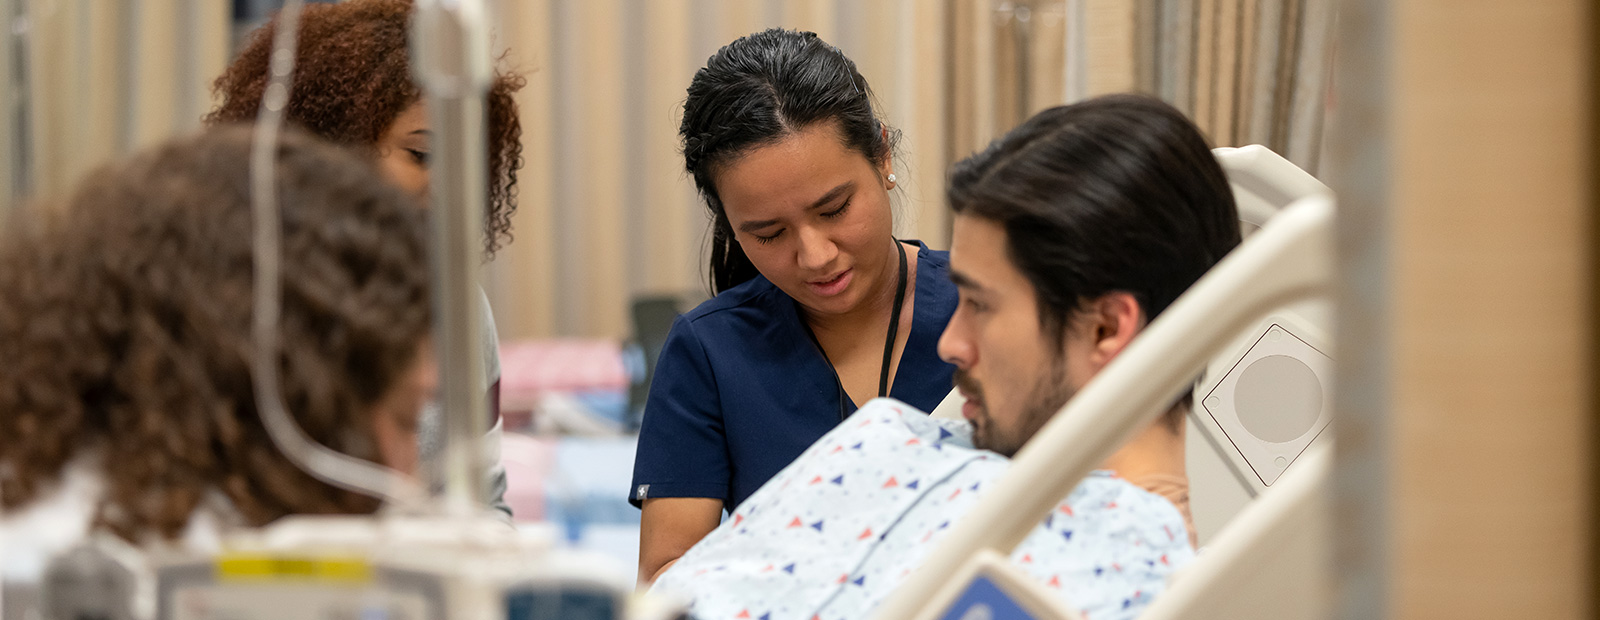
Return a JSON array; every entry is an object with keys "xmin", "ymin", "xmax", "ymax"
[
  {"xmin": 411, "ymin": 0, "xmax": 492, "ymax": 516},
  {"xmin": 1328, "ymin": 0, "xmax": 1390, "ymax": 617},
  {"xmin": 1012, "ymin": 1, "xmax": 1031, "ymax": 118},
  {"xmin": 174, "ymin": 0, "xmax": 199, "ymax": 133},
  {"xmin": 1062, "ymin": 0, "xmax": 1086, "ymax": 103},
  {"xmin": 115, "ymin": 0, "xmax": 140, "ymax": 155},
  {"xmin": 0, "ymin": 0, "xmax": 15, "ymax": 224}
]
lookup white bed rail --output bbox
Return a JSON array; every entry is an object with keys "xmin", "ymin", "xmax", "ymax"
[
  {"xmin": 870, "ymin": 194, "xmax": 1336, "ymax": 620},
  {"xmin": 1137, "ymin": 443, "xmax": 1332, "ymax": 620},
  {"xmin": 1216, "ymin": 144, "xmax": 1332, "ymax": 230}
]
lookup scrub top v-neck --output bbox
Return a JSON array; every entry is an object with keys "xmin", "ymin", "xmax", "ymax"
[{"xmin": 630, "ymin": 241, "xmax": 958, "ymax": 512}]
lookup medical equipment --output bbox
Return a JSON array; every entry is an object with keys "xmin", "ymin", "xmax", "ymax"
[
  {"xmin": 249, "ymin": 0, "xmax": 423, "ymax": 506},
  {"xmin": 875, "ymin": 154, "xmax": 1336, "ymax": 619},
  {"xmin": 0, "ymin": 3, "xmax": 686, "ymax": 620},
  {"xmin": 913, "ymin": 551, "xmax": 1084, "ymax": 620},
  {"xmin": 412, "ymin": 0, "xmax": 493, "ymax": 513},
  {"xmin": 1136, "ymin": 443, "xmax": 1332, "ymax": 620},
  {"xmin": 1186, "ymin": 145, "xmax": 1336, "ymax": 543}
]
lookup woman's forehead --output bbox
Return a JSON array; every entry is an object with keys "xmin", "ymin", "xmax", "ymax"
[
  {"xmin": 383, "ymin": 102, "xmax": 430, "ymax": 136},
  {"xmin": 714, "ymin": 124, "xmax": 878, "ymax": 221}
]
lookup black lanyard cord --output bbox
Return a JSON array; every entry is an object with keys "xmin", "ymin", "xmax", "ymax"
[
  {"xmin": 802, "ymin": 239, "xmax": 910, "ymax": 422},
  {"xmin": 878, "ymin": 240, "xmax": 910, "ymax": 398}
]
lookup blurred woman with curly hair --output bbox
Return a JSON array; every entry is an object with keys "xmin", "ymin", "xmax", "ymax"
[
  {"xmin": 0, "ymin": 126, "xmax": 433, "ymax": 551},
  {"xmin": 207, "ymin": 0, "xmax": 525, "ymax": 254},
  {"xmin": 207, "ymin": 0, "xmax": 524, "ymax": 516}
]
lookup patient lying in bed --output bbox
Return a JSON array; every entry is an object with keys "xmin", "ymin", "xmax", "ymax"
[
  {"xmin": 650, "ymin": 94, "xmax": 1240, "ymax": 620},
  {"xmin": 652, "ymin": 398, "xmax": 1192, "ymax": 620}
]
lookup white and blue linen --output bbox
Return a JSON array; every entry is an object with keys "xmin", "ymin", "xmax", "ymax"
[{"xmin": 653, "ymin": 398, "xmax": 1194, "ymax": 620}]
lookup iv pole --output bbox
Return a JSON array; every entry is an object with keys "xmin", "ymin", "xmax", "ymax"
[{"xmin": 411, "ymin": 0, "xmax": 493, "ymax": 517}]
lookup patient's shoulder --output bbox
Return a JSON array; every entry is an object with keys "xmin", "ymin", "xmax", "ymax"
[{"xmin": 1067, "ymin": 472, "xmax": 1194, "ymax": 551}]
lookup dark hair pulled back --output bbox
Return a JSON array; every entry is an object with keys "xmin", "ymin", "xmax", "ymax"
[
  {"xmin": 949, "ymin": 94, "xmax": 1241, "ymax": 340},
  {"xmin": 681, "ymin": 28, "xmax": 897, "ymax": 294}
]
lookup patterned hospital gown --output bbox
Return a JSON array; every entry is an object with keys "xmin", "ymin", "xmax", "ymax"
[{"xmin": 652, "ymin": 398, "xmax": 1195, "ymax": 620}]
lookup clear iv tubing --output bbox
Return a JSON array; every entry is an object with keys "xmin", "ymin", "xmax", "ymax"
[{"xmin": 250, "ymin": 0, "xmax": 423, "ymax": 506}]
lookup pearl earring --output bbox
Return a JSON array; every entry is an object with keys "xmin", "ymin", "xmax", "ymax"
[{"xmin": 887, "ymin": 173, "xmax": 897, "ymax": 184}]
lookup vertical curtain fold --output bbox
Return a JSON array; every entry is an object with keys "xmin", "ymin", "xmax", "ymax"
[{"xmin": 480, "ymin": 0, "xmax": 1336, "ymax": 340}]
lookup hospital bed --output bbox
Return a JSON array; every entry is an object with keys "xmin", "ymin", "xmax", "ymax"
[
  {"xmin": 1187, "ymin": 146, "xmax": 1335, "ymax": 544},
  {"xmin": 880, "ymin": 146, "xmax": 1337, "ymax": 620}
]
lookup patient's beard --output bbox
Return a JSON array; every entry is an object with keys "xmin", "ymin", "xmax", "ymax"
[
  {"xmin": 953, "ymin": 369, "xmax": 987, "ymax": 443},
  {"xmin": 967, "ymin": 356, "xmax": 1073, "ymax": 458}
]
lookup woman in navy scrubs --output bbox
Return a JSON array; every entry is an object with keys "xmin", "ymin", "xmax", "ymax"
[{"xmin": 632, "ymin": 28, "xmax": 958, "ymax": 582}]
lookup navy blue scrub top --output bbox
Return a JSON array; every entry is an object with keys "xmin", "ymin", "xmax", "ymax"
[{"xmin": 630, "ymin": 242, "xmax": 958, "ymax": 512}]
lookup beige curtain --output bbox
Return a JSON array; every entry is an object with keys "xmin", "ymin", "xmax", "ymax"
[
  {"xmin": 1329, "ymin": 1, "xmax": 1594, "ymax": 616},
  {"xmin": 947, "ymin": 0, "xmax": 1334, "ymax": 164},
  {"xmin": 488, "ymin": 0, "xmax": 951, "ymax": 340},
  {"xmin": 485, "ymin": 0, "xmax": 1334, "ymax": 341},
  {"xmin": 1145, "ymin": 0, "xmax": 1336, "ymax": 166},
  {"xmin": 10, "ymin": 0, "xmax": 228, "ymax": 208},
  {"xmin": 0, "ymin": 1, "xmax": 1332, "ymax": 341}
]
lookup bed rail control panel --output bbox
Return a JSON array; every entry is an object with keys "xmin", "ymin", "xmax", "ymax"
[{"xmin": 916, "ymin": 550, "xmax": 1083, "ymax": 620}]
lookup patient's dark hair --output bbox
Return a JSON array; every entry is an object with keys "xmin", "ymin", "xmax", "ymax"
[
  {"xmin": 949, "ymin": 95, "xmax": 1240, "ymax": 426},
  {"xmin": 950, "ymin": 94, "xmax": 1239, "ymax": 337},
  {"xmin": 0, "ymin": 126, "xmax": 432, "ymax": 541},
  {"xmin": 681, "ymin": 28, "xmax": 898, "ymax": 294}
]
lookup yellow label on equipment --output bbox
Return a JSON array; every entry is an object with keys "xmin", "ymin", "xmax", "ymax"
[{"xmin": 215, "ymin": 554, "xmax": 373, "ymax": 584}]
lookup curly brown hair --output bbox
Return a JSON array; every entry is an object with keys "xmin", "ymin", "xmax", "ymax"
[
  {"xmin": 205, "ymin": 0, "xmax": 526, "ymax": 256},
  {"xmin": 0, "ymin": 126, "xmax": 433, "ymax": 541}
]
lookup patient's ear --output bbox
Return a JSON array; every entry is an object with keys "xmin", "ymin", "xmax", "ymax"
[{"xmin": 1081, "ymin": 292, "xmax": 1144, "ymax": 370}]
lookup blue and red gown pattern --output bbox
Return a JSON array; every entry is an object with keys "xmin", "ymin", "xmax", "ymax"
[{"xmin": 652, "ymin": 398, "xmax": 1195, "ymax": 620}]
